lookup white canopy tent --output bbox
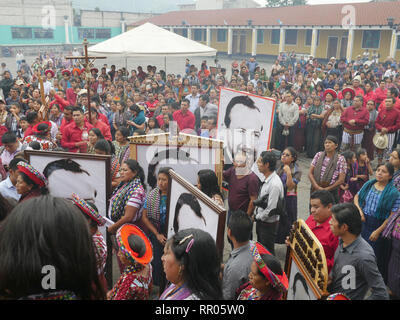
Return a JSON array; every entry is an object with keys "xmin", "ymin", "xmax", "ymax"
[{"xmin": 88, "ymin": 22, "xmax": 217, "ymax": 71}]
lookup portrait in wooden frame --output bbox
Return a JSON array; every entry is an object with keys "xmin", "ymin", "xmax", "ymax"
[
  {"xmin": 24, "ymin": 150, "xmax": 113, "ymax": 287},
  {"xmin": 284, "ymin": 219, "xmax": 329, "ymax": 300},
  {"xmin": 129, "ymin": 132, "xmax": 224, "ymax": 190},
  {"xmin": 166, "ymin": 169, "xmax": 226, "ymax": 256}
]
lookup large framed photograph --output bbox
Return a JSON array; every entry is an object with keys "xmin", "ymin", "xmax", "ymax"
[
  {"xmin": 166, "ymin": 169, "xmax": 226, "ymax": 256},
  {"xmin": 129, "ymin": 132, "xmax": 224, "ymax": 190},
  {"xmin": 284, "ymin": 219, "xmax": 329, "ymax": 300},
  {"xmin": 25, "ymin": 150, "xmax": 111, "ymax": 221},
  {"xmin": 216, "ymin": 87, "xmax": 276, "ymax": 176},
  {"xmin": 25, "ymin": 150, "xmax": 113, "ymax": 287}
]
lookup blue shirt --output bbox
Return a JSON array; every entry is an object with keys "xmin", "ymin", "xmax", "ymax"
[{"xmin": 0, "ymin": 176, "xmax": 20, "ymax": 201}]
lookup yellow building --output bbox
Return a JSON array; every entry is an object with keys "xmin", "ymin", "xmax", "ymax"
[{"xmin": 130, "ymin": 1, "xmax": 400, "ymax": 61}]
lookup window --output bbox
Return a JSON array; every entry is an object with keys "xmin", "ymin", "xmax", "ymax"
[
  {"xmin": 11, "ymin": 27, "xmax": 32, "ymax": 39},
  {"xmin": 362, "ymin": 30, "xmax": 380, "ymax": 49},
  {"xmin": 285, "ymin": 29, "xmax": 298, "ymax": 45},
  {"xmin": 194, "ymin": 29, "xmax": 204, "ymax": 41},
  {"xmin": 182, "ymin": 28, "xmax": 188, "ymax": 38},
  {"xmin": 257, "ymin": 30, "xmax": 264, "ymax": 44},
  {"xmin": 95, "ymin": 29, "xmax": 111, "ymax": 39},
  {"xmin": 271, "ymin": 29, "xmax": 280, "ymax": 44},
  {"xmin": 217, "ymin": 29, "xmax": 227, "ymax": 42},
  {"xmin": 33, "ymin": 28, "xmax": 54, "ymax": 39},
  {"xmin": 305, "ymin": 29, "xmax": 320, "ymax": 46},
  {"xmin": 78, "ymin": 28, "xmax": 95, "ymax": 39},
  {"xmin": 397, "ymin": 35, "xmax": 400, "ymax": 50}
]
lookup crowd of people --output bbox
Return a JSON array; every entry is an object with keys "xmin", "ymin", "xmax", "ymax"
[{"xmin": 0, "ymin": 49, "xmax": 399, "ymax": 300}]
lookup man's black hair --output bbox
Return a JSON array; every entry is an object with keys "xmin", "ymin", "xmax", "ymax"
[
  {"xmin": 227, "ymin": 210, "xmax": 252, "ymax": 243},
  {"xmin": 310, "ymin": 190, "xmax": 335, "ymax": 207},
  {"xmin": 1, "ymin": 132, "xmax": 17, "ymax": 144},
  {"xmin": 224, "ymin": 95, "xmax": 260, "ymax": 128},
  {"xmin": 259, "ymin": 151, "xmax": 277, "ymax": 172},
  {"xmin": 26, "ymin": 111, "xmax": 38, "ymax": 125},
  {"xmin": 72, "ymin": 106, "xmax": 84, "ymax": 114},
  {"xmin": 9, "ymin": 158, "xmax": 28, "ymax": 171},
  {"xmin": 330, "ymin": 203, "xmax": 362, "ymax": 236}
]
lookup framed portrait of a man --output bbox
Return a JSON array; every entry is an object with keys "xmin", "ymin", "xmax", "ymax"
[
  {"xmin": 129, "ymin": 132, "xmax": 224, "ymax": 190},
  {"xmin": 284, "ymin": 219, "xmax": 329, "ymax": 300},
  {"xmin": 216, "ymin": 88, "xmax": 276, "ymax": 178},
  {"xmin": 166, "ymin": 169, "xmax": 226, "ymax": 255}
]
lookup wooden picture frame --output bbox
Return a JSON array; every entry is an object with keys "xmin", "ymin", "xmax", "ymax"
[
  {"xmin": 128, "ymin": 132, "xmax": 224, "ymax": 190},
  {"xmin": 284, "ymin": 219, "xmax": 329, "ymax": 300},
  {"xmin": 166, "ymin": 169, "xmax": 226, "ymax": 257},
  {"xmin": 24, "ymin": 150, "xmax": 113, "ymax": 287}
]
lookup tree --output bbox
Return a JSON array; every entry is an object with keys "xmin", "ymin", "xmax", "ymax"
[{"xmin": 265, "ymin": 0, "xmax": 307, "ymax": 7}]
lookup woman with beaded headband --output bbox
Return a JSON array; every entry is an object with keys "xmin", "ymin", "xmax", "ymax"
[
  {"xmin": 107, "ymin": 224, "xmax": 153, "ymax": 300},
  {"xmin": 237, "ymin": 241, "xmax": 288, "ymax": 300}
]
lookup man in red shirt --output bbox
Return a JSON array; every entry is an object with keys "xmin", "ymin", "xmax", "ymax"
[
  {"xmin": 66, "ymin": 79, "xmax": 78, "ymax": 106},
  {"xmin": 340, "ymin": 95, "xmax": 370, "ymax": 152},
  {"xmin": 352, "ymin": 76, "xmax": 365, "ymax": 97},
  {"xmin": 156, "ymin": 105, "xmax": 171, "ymax": 127},
  {"xmin": 378, "ymin": 87, "xmax": 400, "ymax": 112},
  {"xmin": 89, "ymin": 108, "xmax": 112, "ymax": 141},
  {"xmin": 374, "ymin": 79, "xmax": 388, "ymax": 108},
  {"xmin": 145, "ymin": 93, "xmax": 158, "ymax": 118},
  {"xmin": 173, "ymin": 99, "xmax": 195, "ymax": 131},
  {"xmin": 49, "ymin": 89, "xmax": 69, "ymax": 112},
  {"xmin": 61, "ymin": 106, "xmax": 93, "ymax": 153},
  {"xmin": 375, "ymin": 97, "xmax": 400, "ymax": 166},
  {"xmin": 363, "ymin": 81, "xmax": 376, "ymax": 108},
  {"xmin": 59, "ymin": 106, "xmax": 74, "ymax": 136},
  {"xmin": 307, "ymin": 190, "xmax": 338, "ymax": 273}
]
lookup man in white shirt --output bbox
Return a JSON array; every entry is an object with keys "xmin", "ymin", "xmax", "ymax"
[
  {"xmin": 277, "ymin": 91, "xmax": 299, "ymax": 151},
  {"xmin": 254, "ymin": 151, "xmax": 284, "ymax": 255},
  {"xmin": 0, "ymin": 157, "xmax": 26, "ymax": 201},
  {"xmin": 0, "ymin": 132, "xmax": 24, "ymax": 168},
  {"xmin": 187, "ymin": 84, "xmax": 201, "ymax": 113}
]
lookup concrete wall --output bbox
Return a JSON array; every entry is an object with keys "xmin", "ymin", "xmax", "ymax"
[
  {"xmin": 80, "ymin": 10, "xmax": 155, "ymax": 28},
  {"xmin": 0, "ymin": 0, "xmax": 71, "ymax": 27}
]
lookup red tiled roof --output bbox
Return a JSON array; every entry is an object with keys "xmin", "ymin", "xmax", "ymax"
[{"xmin": 130, "ymin": 1, "xmax": 400, "ymax": 27}]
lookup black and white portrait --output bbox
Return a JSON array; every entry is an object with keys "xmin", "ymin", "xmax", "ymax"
[
  {"xmin": 217, "ymin": 88, "xmax": 275, "ymax": 172},
  {"xmin": 286, "ymin": 259, "xmax": 317, "ymax": 300},
  {"xmin": 166, "ymin": 170, "xmax": 226, "ymax": 254}
]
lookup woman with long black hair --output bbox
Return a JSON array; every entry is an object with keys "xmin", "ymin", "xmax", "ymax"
[
  {"xmin": 0, "ymin": 195, "xmax": 105, "ymax": 300},
  {"xmin": 196, "ymin": 169, "xmax": 224, "ymax": 207}
]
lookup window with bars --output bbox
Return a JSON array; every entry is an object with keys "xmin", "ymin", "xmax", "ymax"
[
  {"xmin": 95, "ymin": 29, "xmax": 111, "ymax": 39},
  {"xmin": 33, "ymin": 28, "xmax": 54, "ymax": 39},
  {"xmin": 362, "ymin": 30, "xmax": 380, "ymax": 49},
  {"xmin": 78, "ymin": 28, "xmax": 95, "ymax": 39},
  {"xmin": 217, "ymin": 29, "xmax": 227, "ymax": 42},
  {"xmin": 305, "ymin": 29, "xmax": 320, "ymax": 46},
  {"xmin": 271, "ymin": 29, "xmax": 280, "ymax": 44},
  {"xmin": 257, "ymin": 30, "xmax": 264, "ymax": 44},
  {"xmin": 11, "ymin": 27, "xmax": 32, "ymax": 39},
  {"xmin": 285, "ymin": 29, "xmax": 298, "ymax": 45}
]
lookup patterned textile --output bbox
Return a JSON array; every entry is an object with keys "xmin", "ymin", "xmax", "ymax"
[
  {"xmin": 23, "ymin": 135, "xmax": 56, "ymax": 151},
  {"xmin": 113, "ymin": 141, "xmax": 130, "ymax": 165},
  {"xmin": 145, "ymin": 187, "xmax": 161, "ymax": 232},
  {"xmin": 108, "ymin": 264, "xmax": 152, "ymax": 300},
  {"xmin": 110, "ymin": 178, "xmax": 145, "ymax": 222},
  {"xmin": 358, "ymin": 182, "xmax": 400, "ymax": 220},
  {"xmin": 17, "ymin": 161, "xmax": 47, "ymax": 188},
  {"xmin": 393, "ymin": 170, "xmax": 400, "ymax": 192},
  {"xmin": 311, "ymin": 152, "xmax": 347, "ymax": 186},
  {"xmin": 93, "ymin": 230, "xmax": 107, "ymax": 274},
  {"xmin": 382, "ymin": 210, "xmax": 400, "ymax": 241},
  {"xmin": 237, "ymin": 283, "xmax": 282, "ymax": 300},
  {"xmin": 111, "ymin": 156, "xmax": 120, "ymax": 180},
  {"xmin": 19, "ymin": 291, "xmax": 78, "ymax": 300},
  {"xmin": 72, "ymin": 193, "xmax": 106, "ymax": 226},
  {"xmin": 159, "ymin": 284, "xmax": 199, "ymax": 300}
]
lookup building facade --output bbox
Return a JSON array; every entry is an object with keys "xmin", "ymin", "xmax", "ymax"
[
  {"xmin": 0, "ymin": 0, "xmax": 154, "ymax": 48},
  {"xmin": 131, "ymin": 1, "xmax": 400, "ymax": 61}
]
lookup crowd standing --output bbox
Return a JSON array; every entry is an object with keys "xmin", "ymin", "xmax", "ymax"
[{"xmin": 0, "ymin": 49, "xmax": 399, "ymax": 300}]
